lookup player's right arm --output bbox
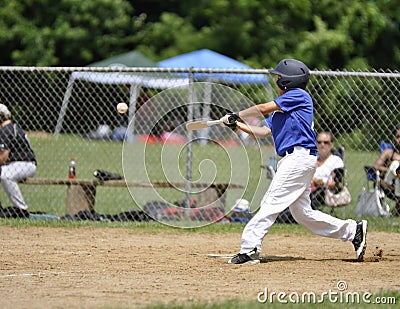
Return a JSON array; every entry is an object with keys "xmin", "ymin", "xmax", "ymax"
[{"xmin": 236, "ymin": 122, "xmax": 271, "ymax": 138}]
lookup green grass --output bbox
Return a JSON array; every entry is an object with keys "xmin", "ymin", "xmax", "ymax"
[
  {"xmin": 2, "ymin": 216, "xmax": 399, "ymax": 235},
  {"xmin": 0, "ymin": 133, "xmax": 398, "ymax": 232},
  {"xmin": 0, "ymin": 134, "xmax": 270, "ymax": 216}
]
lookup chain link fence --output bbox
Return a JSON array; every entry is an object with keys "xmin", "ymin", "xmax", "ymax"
[{"xmin": 0, "ymin": 67, "xmax": 399, "ymax": 226}]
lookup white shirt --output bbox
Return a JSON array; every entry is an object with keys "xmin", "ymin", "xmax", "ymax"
[
  {"xmin": 313, "ymin": 154, "xmax": 344, "ymax": 185},
  {"xmin": 384, "ymin": 160, "xmax": 400, "ymax": 196}
]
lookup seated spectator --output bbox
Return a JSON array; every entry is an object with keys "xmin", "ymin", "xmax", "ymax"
[
  {"xmin": 0, "ymin": 104, "xmax": 37, "ymax": 218},
  {"xmin": 310, "ymin": 132, "xmax": 344, "ymax": 210},
  {"xmin": 373, "ymin": 124, "xmax": 400, "ymax": 200},
  {"xmin": 383, "ymin": 160, "xmax": 400, "ymax": 216}
]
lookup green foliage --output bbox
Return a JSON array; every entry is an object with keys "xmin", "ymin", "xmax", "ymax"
[
  {"xmin": 132, "ymin": 0, "xmax": 400, "ymax": 70},
  {"xmin": 296, "ymin": 16, "xmax": 352, "ymax": 69},
  {"xmin": 1, "ymin": 0, "xmax": 400, "ymax": 69},
  {"xmin": 311, "ymin": 70, "xmax": 399, "ymax": 149},
  {"xmin": 0, "ymin": 0, "xmax": 137, "ymax": 66},
  {"xmin": 1, "ymin": 0, "xmax": 399, "ymax": 148},
  {"xmin": 137, "ymin": 12, "xmax": 205, "ymax": 61}
]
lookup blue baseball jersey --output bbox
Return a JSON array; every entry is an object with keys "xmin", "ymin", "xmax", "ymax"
[{"xmin": 263, "ymin": 88, "xmax": 317, "ymax": 156}]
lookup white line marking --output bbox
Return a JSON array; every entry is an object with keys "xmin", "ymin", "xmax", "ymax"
[
  {"xmin": 0, "ymin": 271, "xmax": 67, "ymax": 278},
  {"xmin": 207, "ymin": 254, "xmax": 234, "ymax": 259}
]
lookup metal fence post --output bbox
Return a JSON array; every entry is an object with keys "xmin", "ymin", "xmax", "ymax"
[{"xmin": 185, "ymin": 68, "xmax": 195, "ymax": 219}]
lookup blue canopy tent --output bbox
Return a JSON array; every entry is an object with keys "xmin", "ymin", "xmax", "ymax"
[
  {"xmin": 158, "ymin": 49, "xmax": 268, "ymax": 85},
  {"xmin": 158, "ymin": 49, "xmax": 269, "ymax": 143}
]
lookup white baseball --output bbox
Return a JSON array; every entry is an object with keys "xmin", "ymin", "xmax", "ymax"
[{"xmin": 117, "ymin": 102, "xmax": 128, "ymax": 114}]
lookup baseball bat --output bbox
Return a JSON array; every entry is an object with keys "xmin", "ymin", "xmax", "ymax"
[{"xmin": 185, "ymin": 119, "xmax": 223, "ymax": 131}]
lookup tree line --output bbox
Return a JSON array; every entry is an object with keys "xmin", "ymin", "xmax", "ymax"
[{"xmin": 1, "ymin": 0, "xmax": 399, "ymax": 70}]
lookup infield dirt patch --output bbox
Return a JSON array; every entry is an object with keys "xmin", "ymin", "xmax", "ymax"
[{"xmin": 0, "ymin": 226, "xmax": 399, "ymax": 308}]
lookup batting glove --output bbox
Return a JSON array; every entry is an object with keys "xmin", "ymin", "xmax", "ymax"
[{"xmin": 221, "ymin": 112, "xmax": 240, "ymax": 129}]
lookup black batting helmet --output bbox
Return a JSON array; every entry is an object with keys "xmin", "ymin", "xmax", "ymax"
[{"xmin": 269, "ymin": 59, "xmax": 310, "ymax": 90}]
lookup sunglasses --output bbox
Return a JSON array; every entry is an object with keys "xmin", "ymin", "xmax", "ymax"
[
  {"xmin": 396, "ymin": 134, "xmax": 400, "ymax": 139},
  {"xmin": 317, "ymin": 140, "xmax": 331, "ymax": 145}
]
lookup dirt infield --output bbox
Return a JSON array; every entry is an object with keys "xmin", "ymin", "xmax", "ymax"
[{"xmin": 0, "ymin": 226, "xmax": 399, "ymax": 308}]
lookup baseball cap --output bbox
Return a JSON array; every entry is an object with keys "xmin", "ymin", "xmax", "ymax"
[{"xmin": 0, "ymin": 104, "xmax": 11, "ymax": 119}]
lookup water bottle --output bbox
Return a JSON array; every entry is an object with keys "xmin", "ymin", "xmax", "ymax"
[
  {"xmin": 269, "ymin": 153, "xmax": 276, "ymax": 171},
  {"xmin": 68, "ymin": 158, "xmax": 76, "ymax": 179}
]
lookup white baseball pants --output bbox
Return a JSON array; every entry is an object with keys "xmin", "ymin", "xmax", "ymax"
[
  {"xmin": 1, "ymin": 161, "xmax": 37, "ymax": 210},
  {"xmin": 240, "ymin": 147, "xmax": 357, "ymax": 253}
]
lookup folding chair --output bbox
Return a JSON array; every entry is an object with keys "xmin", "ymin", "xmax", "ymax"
[
  {"xmin": 380, "ymin": 141, "xmax": 394, "ymax": 152},
  {"xmin": 364, "ymin": 140, "xmax": 395, "ymax": 200}
]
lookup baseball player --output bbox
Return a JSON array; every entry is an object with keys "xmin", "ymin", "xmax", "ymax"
[
  {"xmin": 0, "ymin": 104, "xmax": 36, "ymax": 218},
  {"xmin": 220, "ymin": 59, "xmax": 367, "ymax": 264}
]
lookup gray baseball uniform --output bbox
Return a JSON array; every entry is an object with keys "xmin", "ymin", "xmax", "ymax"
[{"xmin": 0, "ymin": 122, "xmax": 37, "ymax": 210}]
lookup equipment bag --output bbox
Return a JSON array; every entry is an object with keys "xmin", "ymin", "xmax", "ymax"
[{"xmin": 355, "ymin": 170, "xmax": 390, "ymax": 217}]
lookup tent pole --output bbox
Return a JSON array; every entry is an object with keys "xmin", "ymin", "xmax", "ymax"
[
  {"xmin": 198, "ymin": 82, "xmax": 212, "ymax": 145},
  {"xmin": 54, "ymin": 76, "xmax": 75, "ymax": 138},
  {"xmin": 126, "ymin": 85, "xmax": 141, "ymax": 141}
]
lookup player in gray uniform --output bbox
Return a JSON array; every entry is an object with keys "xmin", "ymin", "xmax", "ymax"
[
  {"xmin": 220, "ymin": 59, "xmax": 367, "ymax": 264},
  {"xmin": 0, "ymin": 104, "xmax": 36, "ymax": 217}
]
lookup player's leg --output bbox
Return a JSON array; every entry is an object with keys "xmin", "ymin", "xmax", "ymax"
[
  {"xmin": 1, "ymin": 162, "xmax": 36, "ymax": 210},
  {"xmin": 290, "ymin": 190, "xmax": 356, "ymax": 240},
  {"xmin": 289, "ymin": 191, "xmax": 367, "ymax": 260},
  {"xmin": 229, "ymin": 154, "xmax": 316, "ymax": 264}
]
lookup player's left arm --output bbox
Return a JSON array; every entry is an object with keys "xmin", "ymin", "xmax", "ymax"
[{"xmin": 220, "ymin": 101, "xmax": 279, "ymax": 136}]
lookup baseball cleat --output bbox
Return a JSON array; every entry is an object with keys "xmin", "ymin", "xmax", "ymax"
[
  {"xmin": 228, "ymin": 247, "xmax": 260, "ymax": 264},
  {"xmin": 352, "ymin": 220, "xmax": 367, "ymax": 262}
]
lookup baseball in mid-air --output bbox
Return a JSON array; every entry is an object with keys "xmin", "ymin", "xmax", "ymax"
[{"xmin": 117, "ymin": 102, "xmax": 128, "ymax": 114}]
